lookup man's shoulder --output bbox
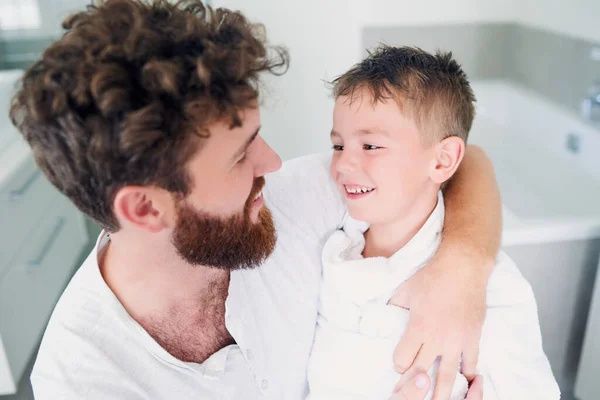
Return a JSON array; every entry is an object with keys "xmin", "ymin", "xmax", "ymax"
[
  {"xmin": 45, "ymin": 247, "xmax": 109, "ymax": 328},
  {"xmin": 31, "ymin": 250, "xmax": 143, "ymax": 398},
  {"xmin": 33, "ymin": 249, "xmax": 118, "ymax": 375},
  {"xmin": 264, "ymin": 152, "xmax": 344, "ymax": 231}
]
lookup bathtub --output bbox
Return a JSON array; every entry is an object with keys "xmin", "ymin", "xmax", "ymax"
[
  {"xmin": 468, "ymin": 81, "xmax": 600, "ymax": 396},
  {"xmin": 469, "ymin": 81, "xmax": 600, "ymax": 246}
]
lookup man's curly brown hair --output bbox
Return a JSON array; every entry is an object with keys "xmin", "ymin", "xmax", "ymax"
[{"xmin": 10, "ymin": 0, "xmax": 288, "ymax": 232}]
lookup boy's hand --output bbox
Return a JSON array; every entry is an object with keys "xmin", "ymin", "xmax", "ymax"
[
  {"xmin": 388, "ymin": 251, "xmax": 490, "ymax": 400},
  {"xmin": 389, "ymin": 373, "xmax": 484, "ymax": 400}
]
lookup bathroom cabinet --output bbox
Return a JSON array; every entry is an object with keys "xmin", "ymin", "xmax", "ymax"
[{"xmin": 0, "ymin": 70, "xmax": 89, "ymax": 395}]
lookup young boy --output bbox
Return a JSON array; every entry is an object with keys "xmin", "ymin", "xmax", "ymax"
[{"xmin": 306, "ymin": 46, "xmax": 560, "ymax": 399}]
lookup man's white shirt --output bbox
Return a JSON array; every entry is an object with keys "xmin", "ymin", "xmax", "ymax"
[{"xmin": 32, "ymin": 153, "xmax": 345, "ymax": 400}]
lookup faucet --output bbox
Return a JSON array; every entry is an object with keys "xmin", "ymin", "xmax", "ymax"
[
  {"xmin": 582, "ymin": 82, "xmax": 600, "ymax": 122},
  {"xmin": 582, "ymin": 47, "xmax": 600, "ymax": 122}
]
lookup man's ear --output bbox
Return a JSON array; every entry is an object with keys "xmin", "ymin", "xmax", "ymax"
[
  {"xmin": 112, "ymin": 186, "xmax": 174, "ymax": 233},
  {"xmin": 429, "ymin": 137, "xmax": 466, "ymax": 185}
]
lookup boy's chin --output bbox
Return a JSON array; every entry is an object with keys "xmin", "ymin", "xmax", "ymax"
[{"xmin": 346, "ymin": 205, "xmax": 376, "ymax": 225}]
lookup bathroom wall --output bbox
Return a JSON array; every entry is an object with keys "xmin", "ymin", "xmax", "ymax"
[
  {"xmin": 218, "ymin": 0, "xmax": 529, "ymax": 161},
  {"xmin": 508, "ymin": 25, "xmax": 600, "ymax": 119},
  {"xmin": 220, "ymin": 0, "xmax": 600, "ymax": 161},
  {"xmin": 0, "ymin": 0, "xmax": 88, "ymax": 39},
  {"xmin": 5, "ymin": 0, "xmax": 597, "ymax": 161},
  {"xmin": 518, "ymin": 0, "xmax": 600, "ymax": 43},
  {"xmin": 363, "ymin": 23, "xmax": 513, "ymax": 81},
  {"xmin": 364, "ymin": 23, "xmax": 600, "ymax": 123},
  {"xmin": 363, "ymin": 0, "xmax": 518, "ymax": 26},
  {"xmin": 217, "ymin": 0, "xmax": 364, "ymax": 161}
]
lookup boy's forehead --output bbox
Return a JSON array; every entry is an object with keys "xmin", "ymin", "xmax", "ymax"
[
  {"xmin": 333, "ymin": 95, "xmax": 421, "ymax": 140},
  {"xmin": 335, "ymin": 94, "xmax": 409, "ymax": 125}
]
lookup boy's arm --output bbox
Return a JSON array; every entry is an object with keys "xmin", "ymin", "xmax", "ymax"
[{"xmin": 389, "ymin": 145, "xmax": 502, "ymax": 400}]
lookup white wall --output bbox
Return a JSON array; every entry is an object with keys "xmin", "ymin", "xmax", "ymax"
[
  {"xmin": 217, "ymin": 0, "xmax": 365, "ymax": 160},
  {"xmin": 366, "ymin": 0, "xmax": 600, "ymax": 45},
  {"xmin": 365, "ymin": 0, "xmax": 519, "ymax": 26},
  {"xmin": 218, "ymin": 0, "xmax": 597, "ymax": 160},
  {"xmin": 516, "ymin": 0, "xmax": 600, "ymax": 43},
  {"xmin": 1, "ymin": 0, "xmax": 596, "ymax": 160},
  {"xmin": 0, "ymin": 0, "xmax": 89, "ymax": 39},
  {"xmin": 13, "ymin": 0, "xmax": 591, "ymax": 160},
  {"xmin": 218, "ymin": 0, "xmax": 524, "ymax": 160}
]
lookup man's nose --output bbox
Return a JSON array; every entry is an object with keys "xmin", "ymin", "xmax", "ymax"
[{"xmin": 255, "ymin": 136, "xmax": 282, "ymax": 176}]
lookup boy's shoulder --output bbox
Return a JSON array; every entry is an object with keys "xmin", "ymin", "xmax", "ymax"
[{"xmin": 486, "ymin": 251, "xmax": 536, "ymax": 307}]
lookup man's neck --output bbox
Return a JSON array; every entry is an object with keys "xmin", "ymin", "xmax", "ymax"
[
  {"xmin": 99, "ymin": 230, "xmax": 234, "ymax": 363},
  {"xmin": 363, "ymin": 190, "xmax": 439, "ymax": 259}
]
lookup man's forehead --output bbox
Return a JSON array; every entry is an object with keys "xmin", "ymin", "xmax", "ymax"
[{"xmin": 206, "ymin": 107, "xmax": 260, "ymax": 136}]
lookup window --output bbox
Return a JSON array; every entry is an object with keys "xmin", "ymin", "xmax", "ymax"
[{"xmin": 0, "ymin": 0, "xmax": 41, "ymax": 30}]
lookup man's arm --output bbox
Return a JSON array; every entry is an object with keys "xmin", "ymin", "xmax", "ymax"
[
  {"xmin": 442, "ymin": 144, "xmax": 502, "ymax": 271},
  {"xmin": 389, "ymin": 145, "xmax": 502, "ymax": 400}
]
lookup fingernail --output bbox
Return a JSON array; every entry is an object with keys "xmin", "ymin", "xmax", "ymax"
[{"xmin": 415, "ymin": 374, "xmax": 428, "ymax": 389}]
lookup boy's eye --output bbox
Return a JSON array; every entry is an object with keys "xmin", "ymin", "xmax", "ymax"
[
  {"xmin": 332, "ymin": 144, "xmax": 344, "ymax": 151},
  {"xmin": 363, "ymin": 144, "xmax": 380, "ymax": 150},
  {"xmin": 237, "ymin": 153, "xmax": 247, "ymax": 164}
]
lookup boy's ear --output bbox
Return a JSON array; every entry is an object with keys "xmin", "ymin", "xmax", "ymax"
[{"xmin": 429, "ymin": 136, "xmax": 466, "ymax": 185}]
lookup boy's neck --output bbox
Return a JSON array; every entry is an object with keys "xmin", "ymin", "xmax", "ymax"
[{"xmin": 363, "ymin": 191, "xmax": 440, "ymax": 259}]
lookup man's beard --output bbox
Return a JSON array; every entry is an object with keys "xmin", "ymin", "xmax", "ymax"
[{"xmin": 171, "ymin": 177, "xmax": 277, "ymax": 270}]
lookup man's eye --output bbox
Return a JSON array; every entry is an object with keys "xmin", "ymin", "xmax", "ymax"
[
  {"xmin": 332, "ymin": 145, "xmax": 344, "ymax": 151},
  {"xmin": 237, "ymin": 154, "xmax": 247, "ymax": 164},
  {"xmin": 363, "ymin": 144, "xmax": 381, "ymax": 150}
]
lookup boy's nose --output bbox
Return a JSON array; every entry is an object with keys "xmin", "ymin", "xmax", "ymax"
[{"xmin": 336, "ymin": 152, "xmax": 358, "ymax": 173}]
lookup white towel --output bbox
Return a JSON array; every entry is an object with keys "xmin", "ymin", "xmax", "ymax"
[
  {"xmin": 307, "ymin": 192, "xmax": 468, "ymax": 400},
  {"xmin": 307, "ymin": 191, "xmax": 560, "ymax": 400}
]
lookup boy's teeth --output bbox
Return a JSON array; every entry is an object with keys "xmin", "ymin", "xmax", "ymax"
[
  {"xmin": 345, "ymin": 186, "xmax": 374, "ymax": 194},
  {"xmin": 255, "ymin": 191, "xmax": 262, "ymax": 200}
]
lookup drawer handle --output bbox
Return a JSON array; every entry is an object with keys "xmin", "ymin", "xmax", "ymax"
[
  {"xmin": 8, "ymin": 170, "xmax": 42, "ymax": 202},
  {"xmin": 25, "ymin": 218, "xmax": 66, "ymax": 268}
]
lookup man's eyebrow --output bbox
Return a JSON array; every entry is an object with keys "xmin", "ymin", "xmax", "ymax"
[{"xmin": 233, "ymin": 126, "xmax": 260, "ymax": 161}]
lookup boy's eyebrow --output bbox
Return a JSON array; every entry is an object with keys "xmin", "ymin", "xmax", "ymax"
[
  {"xmin": 358, "ymin": 128, "xmax": 389, "ymax": 137},
  {"xmin": 330, "ymin": 128, "xmax": 389, "ymax": 138}
]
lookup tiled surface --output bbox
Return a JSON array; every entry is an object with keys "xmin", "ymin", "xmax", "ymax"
[
  {"xmin": 363, "ymin": 23, "xmax": 600, "ymax": 118},
  {"xmin": 509, "ymin": 24, "xmax": 600, "ymax": 117},
  {"xmin": 363, "ymin": 23, "xmax": 514, "ymax": 80}
]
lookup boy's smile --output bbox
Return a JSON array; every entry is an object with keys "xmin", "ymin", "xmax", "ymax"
[{"xmin": 329, "ymin": 87, "xmax": 436, "ymax": 227}]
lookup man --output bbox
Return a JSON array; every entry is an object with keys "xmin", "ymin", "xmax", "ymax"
[{"xmin": 11, "ymin": 1, "xmax": 500, "ymax": 399}]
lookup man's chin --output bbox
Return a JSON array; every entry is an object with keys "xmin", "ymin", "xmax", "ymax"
[{"xmin": 171, "ymin": 200, "xmax": 277, "ymax": 270}]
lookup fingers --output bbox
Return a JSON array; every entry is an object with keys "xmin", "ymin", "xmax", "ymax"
[
  {"xmin": 460, "ymin": 343, "xmax": 480, "ymax": 382},
  {"xmin": 465, "ymin": 375, "xmax": 484, "ymax": 400},
  {"xmin": 397, "ymin": 344, "xmax": 439, "ymax": 387},
  {"xmin": 389, "ymin": 373, "xmax": 431, "ymax": 400},
  {"xmin": 431, "ymin": 353, "xmax": 461, "ymax": 400},
  {"xmin": 393, "ymin": 328, "xmax": 423, "ymax": 373}
]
